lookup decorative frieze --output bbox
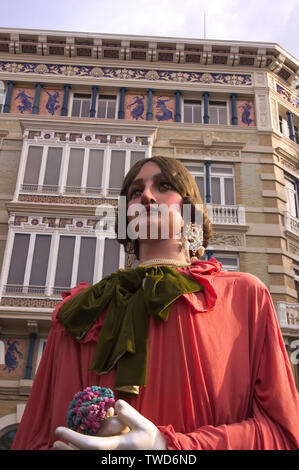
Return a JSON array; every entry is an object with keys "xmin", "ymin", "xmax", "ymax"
[
  {"xmin": 11, "ymin": 214, "xmax": 109, "ymax": 231},
  {"xmin": 276, "ymin": 83, "xmax": 299, "ymax": 109},
  {"xmin": 25, "ymin": 129, "xmax": 151, "ymax": 146},
  {"xmin": 0, "ymin": 61, "xmax": 253, "ymax": 86},
  {"xmin": 18, "ymin": 194, "xmax": 117, "ymax": 205},
  {"xmin": 0, "ymin": 297, "xmax": 58, "ymax": 308},
  {"xmin": 211, "ymin": 233, "xmax": 244, "ymax": 246}
]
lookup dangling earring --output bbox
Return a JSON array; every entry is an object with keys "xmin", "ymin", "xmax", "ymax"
[
  {"xmin": 183, "ymin": 222, "xmax": 204, "ymax": 261},
  {"xmin": 125, "ymin": 240, "xmax": 137, "ymax": 268}
]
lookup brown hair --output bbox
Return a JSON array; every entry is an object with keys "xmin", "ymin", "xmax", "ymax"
[{"xmin": 116, "ymin": 156, "xmax": 212, "ymax": 258}]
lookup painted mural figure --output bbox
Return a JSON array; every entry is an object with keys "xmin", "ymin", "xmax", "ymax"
[
  {"xmin": 127, "ymin": 95, "xmax": 145, "ymax": 120},
  {"xmin": 14, "ymin": 90, "xmax": 33, "ymax": 113},
  {"xmin": 155, "ymin": 97, "xmax": 173, "ymax": 121},
  {"xmin": 240, "ymin": 102, "xmax": 253, "ymax": 126},
  {"xmin": 2, "ymin": 340, "xmax": 23, "ymax": 373},
  {"xmin": 45, "ymin": 91, "xmax": 60, "ymax": 115}
]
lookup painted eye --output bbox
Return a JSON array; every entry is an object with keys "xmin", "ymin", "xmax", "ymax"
[
  {"xmin": 159, "ymin": 182, "xmax": 173, "ymax": 191},
  {"xmin": 130, "ymin": 188, "xmax": 142, "ymax": 199}
]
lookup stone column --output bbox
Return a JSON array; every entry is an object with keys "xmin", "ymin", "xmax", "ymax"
[
  {"xmin": 203, "ymin": 92, "xmax": 210, "ymax": 124},
  {"xmin": 118, "ymin": 87, "xmax": 127, "ymax": 119},
  {"xmin": 287, "ymin": 111, "xmax": 296, "ymax": 142},
  {"xmin": 90, "ymin": 85, "xmax": 99, "ymax": 118},
  {"xmin": 3, "ymin": 80, "xmax": 15, "ymax": 113},
  {"xmin": 146, "ymin": 88, "xmax": 153, "ymax": 120},
  {"xmin": 230, "ymin": 93, "xmax": 238, "ymax": 125},
  {"xmin": 205, "ymin": 160, "xmax": 211, "ymax": 203},
  {"xmin": 24, "ymin": 332, "xmax": 37, "ymax": 379},
  {"xmin": 175, "ymin": 90, "xmax": 182, "ymax": 122},
  {"xmin": 61, "ymin": 83, "xmax": 71, "ymax": 116},
  {"xmin": 32, "ymin": 82, "xmax": 43, "ymax": 114}
]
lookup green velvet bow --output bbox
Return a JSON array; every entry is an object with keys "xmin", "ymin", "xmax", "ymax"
[{"xmin": 57, "ymin": 265, "xmax": 204, "ymax": 395}]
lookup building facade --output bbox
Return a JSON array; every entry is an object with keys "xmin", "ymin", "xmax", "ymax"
[{"xmin": 0, "ymin": 28, "xmax": 298, "ymax": 449}]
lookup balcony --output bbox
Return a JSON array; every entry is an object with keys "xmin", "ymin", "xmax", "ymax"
[
  {"xmin": 3, "ymin": 284, "xmax": 68, "ymax": 298},
  {"xmin": 20, "ymin": 184, "xmax": 120, "ymax": 197},
  {"xmin": 276, "ymin": 302, "xmax": 299, "ymax": 332},
  {"xmin": 284, "ymin": 211, "xmax": 299, "ymax": 237},
  {"xmin": 206, "ymin": 204, "xmax": 246, "ymax": 225}
]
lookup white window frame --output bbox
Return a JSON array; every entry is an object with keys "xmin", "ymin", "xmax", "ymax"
[
  {"xmin": 182, "ymin": 162, "xmax": 205, "ymax": 200},
  {"xmin": 17, "ymin": 140, "xmax": 149, "ymax": 199},
  {"xmin": 20, "ymin": 144, "xmax": 64, "ymax": 193},
  {"xmin": 210, "ymin": 165, "xmax": 235, "ymax": 206},
  {"xmin": 2, "ymin": 231, "xmax": 53, "ymax": 295},
  {"xmin": 183, "ymin": 99, "xmax": 202, "ymax": 124},
  {"xmin": 285, "ymin": 176, "xmax": 298, "ymax": 218},
  {"xmin": 279, "ymin": 114, "xmax": 290, "ymax": 138},
  {"xmin": 209, "ymin": 100, "xmax": 229, "ymax": 125},
  {"xmin": 0, "ymin": 84, "xmax": 7, "ymax": 113},
  {"xmin": 214, "ymin": 254, "xmax": 239, "ymax": 271},
  {"xmin": 0, "ymin": 227, "xmax": 125, "ymax": 299},
  {"xmin": 97, "ymin": 94, "xmax": 118, "ymax": 119},
  {"xmin": 69, "ymin": 92, "xmax": 92, "ymax": 118}
]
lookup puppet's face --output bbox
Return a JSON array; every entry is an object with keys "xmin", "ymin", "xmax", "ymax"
[{"xmin": 126, "ymin": 161, "xmax": 183, "ymax": 240}]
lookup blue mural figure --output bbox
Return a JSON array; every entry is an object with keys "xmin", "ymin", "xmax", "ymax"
[
  {"xmin": 45, "ymin": 91, "xmax": 60, "ymax": 115},
  {"xmin": 14, "ymin": 90, "xmax": 33, "ymax": 113},
  {"xmin": 127, "ymin": 95, "xmax": 145, "ymax": 120},
  {"xmin": 155, "ymin": 97, "xmax": 173, "ymax": 121},
  {"xmin": 240, "ymin": 103, "xmax": 253, "ymax": 126},
  {"xmin": 3, "ymin": 340, "xmax": 23, "ymax": 373}
]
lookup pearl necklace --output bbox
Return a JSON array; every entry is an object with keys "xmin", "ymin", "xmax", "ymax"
[{"xmin": 138, "ymin": 258, "xmax": 191, "ymax": 267}]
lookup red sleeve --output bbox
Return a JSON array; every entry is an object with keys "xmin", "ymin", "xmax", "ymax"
[
  {"xmin": 12, "ymin": 283, "xmax": 90, "ymax": 450},
  {"xmin": 158, "ymin": 290, "xmax": 299, "ymax": 450}
]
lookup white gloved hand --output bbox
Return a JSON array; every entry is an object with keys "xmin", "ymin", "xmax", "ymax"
[{"xmin": 53, "ymin": 399, "xmax": 167, "ymax": 450}]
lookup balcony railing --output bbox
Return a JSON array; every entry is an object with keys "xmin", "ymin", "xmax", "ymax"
[
  {"xmin": 284, "ymin": 211, "xmax": 299, "ymax": 237},
  {"xmin": 20, "ymin": 184, "xmax": 119, "ymax": 197},
  {"xmin": 206, "ymin": 204, "xmax": 246, "ymax": 225},
  {"xmin": 276, "ymin": 302, "xmax": 299, "ymax": 331},
  {"xmin": 4, "ymin": 285, "xmax": 47, "ymax": 295},
  {"xmin": 3, "ymin": 285, "xmax": 69, "ymax": 298}
]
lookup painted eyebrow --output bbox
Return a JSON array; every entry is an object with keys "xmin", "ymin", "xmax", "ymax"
[
  {"xmin": 129, "ymin": 173, "xmax": 165, "ymax": 190},
  {"xmin": 129, "ymin": 173, "xmax": 165, "ymax": 187}
]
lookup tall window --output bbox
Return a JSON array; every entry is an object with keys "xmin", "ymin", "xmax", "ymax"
[
  {"xmin": 211, "ymin": 166, "xmax": 235, "ymax": 205},
  {"xmin": 4, "ymin": 232, "xmax": 110, "ymax": 295},
  {"xmin": 71, "ymin": 93, "xmax": 91, "ymax": 117},
  {"xmin": 109, "ymin": 150, "xmax": 126, "ymax": 195},
  {"xmin": 209, "ymin": 101, "xmax": 228, "ymax": 125},
  {"xmin": 6, "ymin": 233, "xmax": 51, "ymax": 293},
  {"xmin": 54, "ymin": 235, "xmax": 97, "ymax": 291},
  {"xmin": 183, "ymin": 100, "xmax": 202, "ymax": 123},
  {"xmin": 97, "ymin": 95, "xmax": 117, "ymax": 119},
  {"xmin": 279, "ymin": 115, "xmax": 289, "ymax": 138},
  {"xmin": 294, "ymin": 264, "xmax": 299, "ymax": 302},
  {"xmin": 285, "ymin": 177, "xmax": 298, "ymax": 218},
  {"xmin": 65, "ymin": 148, "xmax": 85, "ymax": 192},
  {"xmin": 23, "ymin": 146, "xmax": 63, "ymax": 192},
  {"xmin": 21, "ymin": 145, "xmax": 146, "ymax": 196},
  {"xmin": 214, "ymin": 254, "xmax": 239, "ymax": 271},
  {"xmin": 295, "ymin": 126, "xmax": 299, "ymax": 145},
  {"xmin": 2, "ymin": 226, "xmax": 127, "ymax": 297},
  {"xmin": 183, "ymin": 163, "xmax": 205, "ymax": 200},
  {"xmin": 102, "ymin": 239, "xmax": 121, "ymax": 278}
]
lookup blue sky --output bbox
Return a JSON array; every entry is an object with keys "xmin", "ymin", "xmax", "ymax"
[{"xmin": 1, "ymin": 0, "xmax": 298, "ymax": 58}]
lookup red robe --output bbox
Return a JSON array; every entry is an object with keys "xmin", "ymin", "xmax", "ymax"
[{"xmin": 12, "ymin": 259, "xmax": 299, "ymax": 450}]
